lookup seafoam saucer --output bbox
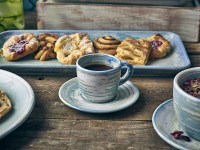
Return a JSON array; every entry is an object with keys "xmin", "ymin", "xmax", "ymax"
[
  {"xmin": 152, "ymin": 99, "xmax": 200, "ymax": 150},
  {"xmin": 59, "ymin": 77, "xmax": 140, "ymax": 113}
]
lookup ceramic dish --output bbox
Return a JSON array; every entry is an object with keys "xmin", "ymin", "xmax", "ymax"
[
  {"xmin": 152, "ymin": 99, "xmax": 200, "ymax": 150},
  {"xmin": 0, "ymin": 30, "xmax": 191, "ymax": 76},
  {"xmin": 0, "ymin": 69, "xmax": 35, "ymax": 139},
  {"xmin": 59, "ymin": 78, "xmax": 139, "ymax": 113}
]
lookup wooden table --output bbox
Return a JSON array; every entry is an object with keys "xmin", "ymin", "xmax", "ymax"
[{"xmin": 0, "ymin": 11, "xmax": 200, "ymax": 150}]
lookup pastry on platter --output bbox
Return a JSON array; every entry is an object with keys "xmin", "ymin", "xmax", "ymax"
[
  {"xmin": 54, "ymin": 33, "xmax": 94, "ymax": 64},
  {"xmin": 115, "ymin": 38, "xmax": 151, "ymax": 65},
  {"xmin": 0, "ymin": 90, "xmax": 12, "ymax": 119},
  {"xmin": 146, "ymin": 34, "xmax": 171, "ymax": 59},
  {"xmin": 93, "ymin": 35, "xmax": 121, "ymax": 55},
  {"xmin": 2, "ymin": 33, "xmax": 39, "ymax": 61},
  {"xmin": 34, "ymin": 33, "xmax": 58, "ymax": 61}
]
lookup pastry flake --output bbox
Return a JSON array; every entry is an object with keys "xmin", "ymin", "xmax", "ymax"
[
  {"xmin": 93, "ymin": 35, "xmax": 121, "ymax": 55},
  {"xmin": 115, "ymin": 38, "xmax": 151, "ymax": 65},
  {"xmin": 54, "ymin": 33, "xmax": 94, "ymax": 64},
  {"xmin": 2, "ymin": 33, "xmax": 39, "ymax": 61}
]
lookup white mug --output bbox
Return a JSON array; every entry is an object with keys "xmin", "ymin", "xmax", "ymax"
[{"xmin": 76, "ymin": 54, "xmax": 134, "ymax": 103}]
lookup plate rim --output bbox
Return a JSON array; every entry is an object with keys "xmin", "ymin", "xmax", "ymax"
[
  {"xmin": 59, "ymin": 77, "xmax": 140, "ymax": 113},
  {"xmin": 0, "ymin": 69, "xmax": 35, "ymax": 139}
]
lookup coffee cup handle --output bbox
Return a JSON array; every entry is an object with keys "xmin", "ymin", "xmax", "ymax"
[{"xmin": 119, "ymin": 61, "xmax": 134, "ymax": 86}]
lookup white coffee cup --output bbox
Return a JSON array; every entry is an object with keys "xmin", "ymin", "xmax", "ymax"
[{"xmin": 76, "ymin": 53, "xmax": 134, "ymax": 103}]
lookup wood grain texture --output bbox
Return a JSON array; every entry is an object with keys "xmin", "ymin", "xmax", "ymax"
[
  {"xmin": 37, "ymin": 3, "xmax": 200, "ymax": 42},
  {"xmin": 24, "ymin": 11, "xmax": 37, "ymax": 29},
  {"xmin": 0, "ymin": 119, "xmax": 176, "ymax": 150},
  {"xmin": 185, "ymin": 42, "xmax": 200, "ymax": 54}
]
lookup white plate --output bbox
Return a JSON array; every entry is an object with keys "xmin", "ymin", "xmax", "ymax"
[
  {"xmin": 0, "ymin": 69, "xmax": 35, "ymax": 139},
  {"xmin": 59, "ymin": 77, "xmax": 140, "ymax": 113},
  {"xmin": 152, "ymin": 99, "xmax": 200, "ymax": 150}
]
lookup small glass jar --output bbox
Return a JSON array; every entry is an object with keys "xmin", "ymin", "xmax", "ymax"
[{"xmin": 0, "ymin": 0, "xmax": 24, "ymax": 32}]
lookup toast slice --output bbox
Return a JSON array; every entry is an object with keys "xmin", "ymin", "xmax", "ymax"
[{"xmin": 0, "ymin": 90, "xmax": 12, "ymax": 119}]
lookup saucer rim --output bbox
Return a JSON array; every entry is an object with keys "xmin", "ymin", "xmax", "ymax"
[
  {"xmin": 152, "ymin": 99, "xmax": 195, "ymax": 150},
  {"xmin": 59, "ymin": 77, "xmax": 140, "ymax": 113}
]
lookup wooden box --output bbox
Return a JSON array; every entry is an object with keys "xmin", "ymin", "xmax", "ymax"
[{"xmin": 37, "ymin": 0, "xmax": 200, "ymax": 42}]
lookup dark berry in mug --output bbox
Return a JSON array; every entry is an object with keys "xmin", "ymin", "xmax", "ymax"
[{"xmin": 182, "ymin": 78, "xmax": 200, "ymax": 98}]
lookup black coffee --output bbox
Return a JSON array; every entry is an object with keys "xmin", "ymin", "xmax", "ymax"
[{"xmin": 84, "ymin": 64, "xmax": 113, "ymax": 71}]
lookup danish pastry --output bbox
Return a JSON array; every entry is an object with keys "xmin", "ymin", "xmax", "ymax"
[
  {"xmin": 93, "ymin": 35, "xmax": 121, "ymax": 55},
  {"xmin": 115, "ymin": 38, "xmax": 151, "ymax": 65},
  {"xmin": 0, "ymin": 90, "xmax": 12, "ymax": 119},
  {"xmin": 146, "ymin": 34, "xmax": 171, "ymax": 59},
  {"xmin": 2, "ymin": 33, "xmax": 39, "ymax": 61},
  {"xmin": 34, "ymin": 33, "xmax": 58, "ymax": 61},
  {"xmin": 54, "ymin": 33, "xmax": 94, "ymax": 64}
]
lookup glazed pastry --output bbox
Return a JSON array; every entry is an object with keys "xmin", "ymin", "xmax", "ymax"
[
  {"xmin": 0, "ymin": 90, "xmax": 12, "ymax": 119},
  {"xmin": 93, "ymin": 35, "xmax": 121, "ymax": 55},
  {"xmin": 2, "ymin": 33, "xmax": 39, "ymax": 61},
  {"xmin": 115, "ymin": 38, "xmax": 151, "ymax": 65},
  {"xmin": 146, "ymin": 34, "xmax": 171, "ymax": 59},
  {"xmin": 34, "ymin": 33, "xmax": 58, "ymax": 61},
  {"xmin": 54, "ymin": 33, "xmax": 94, "ymax": 64}
]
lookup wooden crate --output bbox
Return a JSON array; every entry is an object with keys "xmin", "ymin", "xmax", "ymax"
[{"xmin": 37, "ymin": 1, "xmax": 200, "ymax": 42}]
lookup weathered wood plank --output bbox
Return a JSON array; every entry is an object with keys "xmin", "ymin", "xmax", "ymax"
[
  {"xmin": 0, "ymin": 119, "xmax": 176, "ymax": 150},
  {"xmin": 189, "ymin": 55, "xmax": 200, "ymax": 67},
  {"xmin": 185, "ymin": 42, "xmax": 200, "ymax": 54},
  {"xmin": 24, "ymin": 11, "xmax": 37, "ymax": 29},
  {"xmin": 37, "ymin": 3, "xmax": 200, "ymax": 42}
]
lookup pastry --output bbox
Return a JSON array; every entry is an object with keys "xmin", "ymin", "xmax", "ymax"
[
  {"xmin": 0, "ymin": 90, "xmax": 12, "ymax": 119},
  {"xmin": 2, "ymin": 33, "xmax": 39, "ymax": 61},
  {"xmin": 34, "ymin": 33, "xmax": 58, "ymax": 61},
  {"xmin": 93, "ymin": 35, "xmax": 121, "ymax": 55},
  {"xmin": 115, "ymin": 38, "xmax": 151, "ymax": 65},
  {"xmin": 146, "ymin": 34, "xmax": 171, "ymax": 59},
  {"xmin": 54, "ymin": 33, "xmax": 94, "ymax": 64}
]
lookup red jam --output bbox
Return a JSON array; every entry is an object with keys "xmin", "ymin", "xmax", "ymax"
[
  {"xmin": 182, "ymin": 78, "xmax": 200, "ymax": 98},
  {"xmin": 9, "ymin": 40, "xmax": 28, "ymax": 55},
  {"xmin": 150, "ymin": 40, "xmax": 163, "ymax": 49}
]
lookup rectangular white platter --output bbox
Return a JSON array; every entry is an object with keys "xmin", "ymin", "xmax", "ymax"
[{"xmin": 0, "ymin": 30, "xmax": 191, "ymax": 76}]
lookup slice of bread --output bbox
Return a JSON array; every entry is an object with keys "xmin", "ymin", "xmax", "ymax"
[{"xmin": 0, "ymin": 90, "xmax": 12, "ymax": 119}]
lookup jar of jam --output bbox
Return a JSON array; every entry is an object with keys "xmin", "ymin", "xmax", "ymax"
[{"xmin": 0, "ymin": 0, "xmax": 24, "ymax": 32}]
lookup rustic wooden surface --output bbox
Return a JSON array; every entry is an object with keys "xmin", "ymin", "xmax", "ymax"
[
  {"xmin": 37, "ymin": 2, "xmax": 200, "ymax": 42},
  {"xmin": 0, "ymin": 11, "xmax": 200, "ymax": 150}
]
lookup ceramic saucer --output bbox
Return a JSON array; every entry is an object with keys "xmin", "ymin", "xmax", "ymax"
[
  {"xmin": 59, "ymin": 77, "xmax": 139, "ymax": 113},
  {"xmin": 152, "ymin": 99, "xmax": 200, "ymax": 150}
]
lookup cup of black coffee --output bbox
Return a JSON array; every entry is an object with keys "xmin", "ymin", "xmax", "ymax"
[{"xmin": 76, "ymin": 53, "xmax": 134, "ymax": 103}]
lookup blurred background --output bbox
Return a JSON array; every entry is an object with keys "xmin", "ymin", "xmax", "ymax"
[{"xmin": 23, "ymin": 0, "xmax": 36, "ymax": 11}]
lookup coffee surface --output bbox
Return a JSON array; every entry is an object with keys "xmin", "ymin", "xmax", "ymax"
[{"xmin": 84, "ymin": 64, "xmax": 113, "ymax": 71}]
